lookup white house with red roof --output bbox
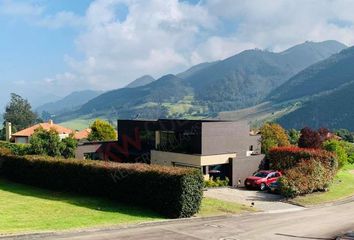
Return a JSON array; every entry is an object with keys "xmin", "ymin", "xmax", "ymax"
[{"xmin": 9, "ymin": 120, "xmax": 90, "ymax": 144}]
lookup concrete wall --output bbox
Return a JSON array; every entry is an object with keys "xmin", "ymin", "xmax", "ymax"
[
  {"xmin": 229, "ymin": 154, "xmax": 264, "ymax": 187},
  {"xmin": 201, "ymin": 121, "xmax": 260, "ymax": 156},
  {"xmin": 150, "ymin": 150, "xmax": 236, "ymax": 167}
]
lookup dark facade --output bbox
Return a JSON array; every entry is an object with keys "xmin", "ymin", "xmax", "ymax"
[
  {"xmin": 117, "ymin": 119, "xmax": 260, "ymax": 157},
  {"xmin": 76, "ymin": 119, "xmax": 264, "ymax": 186}
]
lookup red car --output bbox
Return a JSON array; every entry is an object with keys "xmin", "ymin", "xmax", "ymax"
[{"xmin": 244, "ymin": 170, "xmax": 282, "ymax": 191}]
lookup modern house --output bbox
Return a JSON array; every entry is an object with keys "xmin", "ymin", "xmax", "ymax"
[
  {"xmin": 8, "ymin": 120, "xmax": 90, "ymax": 143},
  {"xmin": 76, "ymin": 119, "xmax": 264, "ymax": 187}
]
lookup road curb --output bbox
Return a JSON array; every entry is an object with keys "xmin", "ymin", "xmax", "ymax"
[{"xmin": 0, "ymin": 214, "xmax": 246, "ymax": 240}]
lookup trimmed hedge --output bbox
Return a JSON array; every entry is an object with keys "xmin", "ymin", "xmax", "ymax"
[
  {"xmin": 0, "ymin": 154, "xmax": 203, "ymax": 218},
  {"xmin": 267, "ymin": 147, "xmax": 338, "ymax": 198}
]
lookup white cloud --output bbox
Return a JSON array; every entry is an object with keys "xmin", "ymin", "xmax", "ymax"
[
  {"xmin": 18, "ymin": 0, "xmax": 354, "ymax": 95},
  {"xmin": 61, "ymin": 0, "xmax": 217, "ymax": 90}
]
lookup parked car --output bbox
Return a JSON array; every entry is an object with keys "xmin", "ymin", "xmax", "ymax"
[
  {"xmin": 268, "ymin": 180, "xmax": 281, "ymax": 194},
  {"xmin": 244, "ymin": 170, "xmax": 282, "ymax": 191}
]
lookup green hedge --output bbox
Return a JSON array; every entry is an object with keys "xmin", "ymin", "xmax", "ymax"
[
  {"xmin": 0, "ymin": 141, "xmax": 30, "ymax": 156},
  {"xmin": 0, "ymin": 154, "xmax": 203, "ymax": 218}
]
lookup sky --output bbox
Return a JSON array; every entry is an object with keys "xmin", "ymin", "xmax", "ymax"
[{"xmin": 1, "ymin": 0, "xmax": 354, "ymax": 110}]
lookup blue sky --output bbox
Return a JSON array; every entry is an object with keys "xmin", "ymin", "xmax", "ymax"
[{"xmin": 1, "ymin": 0, "xmax": 354, "ymax": 110}]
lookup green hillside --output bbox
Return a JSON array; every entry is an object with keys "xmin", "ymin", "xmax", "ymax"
[
  {"xmin": 55, "ymin": 41, "xmax": 346, "ymax": 122},
  {"xmin": 278, "ymin": 81, "xmax": 354, "ymax": 130},
  {"xmin": 273, "ymin": 47, "xmax": 354, "ymax": 130},
  {"xmin": 269, "ymin": 46, "xmax": 354, "ymax": 103}
]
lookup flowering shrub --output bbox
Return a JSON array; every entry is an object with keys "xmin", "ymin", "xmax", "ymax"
[
  {"xmin": 268, "ymin": 146, "xmax": 337, "ymax": 171},
  {"xmin": 279, "ymin": 159, "xmax": 333, "ymax": 198},
  {"xmin": 267, "ymin": 146, "xmax": 338, "ymax": 198}
]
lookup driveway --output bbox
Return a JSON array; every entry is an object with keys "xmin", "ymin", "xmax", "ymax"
[{"xmin": 203, "ymin": 187, "xmax": 304, "ymax": 213}]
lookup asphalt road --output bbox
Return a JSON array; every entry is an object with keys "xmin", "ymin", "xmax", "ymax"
[{"xmin": 3, "ymin": 200, "xmax": 354, "ymax": 240}]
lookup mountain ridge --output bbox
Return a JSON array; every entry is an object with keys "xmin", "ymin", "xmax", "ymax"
[{"xmin": 55, "ymin": 40, "xmax": 347, "ymax": 122}]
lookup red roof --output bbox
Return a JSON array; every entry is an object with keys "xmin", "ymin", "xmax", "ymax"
[
  {"xmin": 12, "ymin": 121, "xmax": 74, "ymax": 137},
  {"xmin": 73, "ymin": 128, "xmax": 91, "ymax": 140}
]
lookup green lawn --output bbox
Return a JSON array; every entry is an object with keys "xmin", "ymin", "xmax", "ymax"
[
  {"xmin": 0, "ymin": 178, "xmax": 163, "ymax": 234},
  {"xmin": 197, "ymin": 197, "xmax": 256, "ymax": 217},
  {"xmin": 291, "ymin": 164, "xmax": 354, "ymax": 206},
  {"xmin": 0, "ymin": 179, "xmax": 254, "ymax": 234},
  {"xmin": 59, "ymin": 117, "xmax": 95, "ymax": 130}
]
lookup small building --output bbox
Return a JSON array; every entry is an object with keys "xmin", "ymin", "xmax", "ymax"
[
  {"xmin": 10, "ymin": 120, "xmax": 82, "ymax": 144},
  {"xmin": 76, "ymin": 119, "xmax": 264, "ymax": 187}
]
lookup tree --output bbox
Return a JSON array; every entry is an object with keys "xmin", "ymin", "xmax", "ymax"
[
  {"xmin": 29, "ymin": 128, "xmax": 61, "ymax": 157},
  {"xmin": 298, "ymin": 127, "xmax": 330, "ymax": 149},
  {"xmin": 335, "ymin": 129, "xmax": 354, "ymax": 143},
  {"xmin": 88, "ymin": 119, "xmax": 117, "ymax": 141},
  {"xmin": 323, "ymin": 139, "xmax": 348, "ymax": 168},
  {"xmin": 60, "ymin": 134, "xmax": 78, "ymax": 159},
  {"xmin": 287, "ymin": 129, "xmax": 300, "ymax": 145},
  {"xmin": 29, "ymin": 128, "xmax": 78, "ymax": 158},
  {"xmin": 260, "ymin": 123, "xmax": 290, "ymax": 154},
  {"xmin": 3, "ymin": 93, "xmax": 37, "ymax": 132}
]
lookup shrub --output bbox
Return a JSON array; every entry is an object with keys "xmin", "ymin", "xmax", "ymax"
[
  {"xmin": 88, "ymin": 119, "xmax": 117, "ymax": 141},
  {"xmin": 322, "ymin": 139, "xmax": 348, "ymax": 168},
  {"xmin": 348, "ymin": 154, "xmax": 354, "ymax": 164},
  {"xmin": 298, "ymin": 127, "xmax": 330, "ymax": 149},
  {"xmin": 29, "ymin": 128, "xmax": 62, "ymax": 157},
  {"xmin": 0, "ymin": 141, "xmax": 30, "ymax": 155},
  {"xmin": 268, "ymin": 147, "xmax": 337, "ymax": 198},
  {"xmin": 0, "ymin": 154, "xmax": 203, "ymax": 218},
  {"xmin": 204, "ymin": 177, "xmax": 229, "ymax": 188},
  {"xmin": 279, "ymin": 159, "xmax": 333, "ymax": 198},
  {"xmin": 267, "ymin": 146, "xmax": 337, "ymax": 171},
  {"xmin": 28, "ymin": 128, "xmax": 78, "ymax": 158},
  {"xmin": 260, "ymin": 123, "xmax": 290, "ymax": 154}
]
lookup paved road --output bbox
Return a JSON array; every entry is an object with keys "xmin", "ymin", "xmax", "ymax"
[
  {"xmin": 204, "ymin": 188, "xmax": 304, "ymax": 213},
  {"xmin": 4, "ymin": 199, "xmax": 354, "ymax": 240}
]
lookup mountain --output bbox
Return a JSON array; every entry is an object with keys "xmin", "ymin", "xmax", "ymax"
[
  {"xmin": 176, "ymin": 62, "xmax": 218, "ymax": 79},
  {"xmin": 185, "ymin": 40, "xmax": 347, "ymax": 111},
  {"xmin": 274, "ymin": 46, "xmax": 354, "ymax": 130},
  {"xmin": 77, "ymin": 74, "xmax": 192, "ymax": 119},
  {"xmin": 269, "ymin": 44, "xmax": 353, "ymax": 103},
  {"xmin": 36, "ymin": 90, "xmax": 103, "ymax": 115},
  {"xmin": 278, "ymin": 81, "xmax": 354, "ymax": 130},
  {"xmin": 125, "ymin": 75, "xmax": 155, "ymax": 88},
  {"xmin": 58, "ymin": 40, "xmax": 346, "ymax": 121}
]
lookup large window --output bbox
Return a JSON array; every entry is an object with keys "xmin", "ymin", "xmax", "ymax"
[{"xmin": 157, "ymin": 130, "xmax": 201, "ymax": 154}]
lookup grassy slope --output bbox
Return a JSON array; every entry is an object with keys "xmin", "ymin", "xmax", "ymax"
[
  {"xmin": 291, "ymin": 164, "xmax": 354, "ymax": 206},
  {"xmin": 59, "ymin": 116, "xmax": 111, "ymax": 130},
  {"xmin": 197, "ymin": 197, "xmax": 256, "ymax": 217},
  {"xmin": 0, "ymin": 179, "xmax": 254, "ymax": 234},
  {"xmin": 0, "ymin": 178, "xmax": 162, "ymax": 234}
]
